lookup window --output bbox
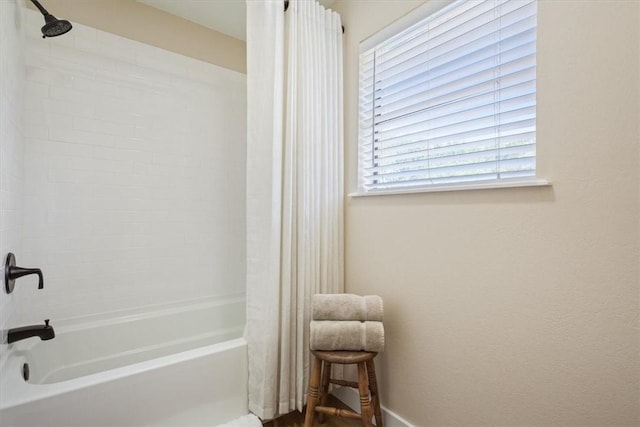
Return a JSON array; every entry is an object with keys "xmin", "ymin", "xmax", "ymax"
[{"xmin": 357, "ymin": 0, "xmax": 538, "ymax": 194}]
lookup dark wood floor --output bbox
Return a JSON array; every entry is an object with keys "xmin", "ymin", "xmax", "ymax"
[{"xmin": 263, "ymin": 396, "xmax": 362, "ymax": 427}]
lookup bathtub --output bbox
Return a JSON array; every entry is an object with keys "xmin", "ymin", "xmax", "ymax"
[{"xmin": 0, "ymin": 295, "xmax": 248, "ymax": 427}]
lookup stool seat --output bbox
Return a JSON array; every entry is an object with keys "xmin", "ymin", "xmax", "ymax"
[
  {"xmin": 304, "ymin": 350, "xmax": 383, "ymax": 427},
  {"xmin": 312, "ymin": 350, "xmax": 377, "ymax": 364}
]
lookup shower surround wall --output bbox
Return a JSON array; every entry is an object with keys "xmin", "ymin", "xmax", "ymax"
[
  {"xmin": 0, "ymin": 0, "xmax": 26, "ymax": 345},
  {"xmin": 16, "ymin": 9, "xmax": 246, "ymax": 324}
]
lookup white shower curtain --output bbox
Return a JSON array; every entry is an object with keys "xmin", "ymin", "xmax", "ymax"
[{"xmin": 246, "ymin": 0, "xmax": 344, "ymax": 420}]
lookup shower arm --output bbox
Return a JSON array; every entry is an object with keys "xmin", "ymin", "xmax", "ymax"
[{"xmin": 29, "ymin": 0, "xmax": 51, "ymax": 17}]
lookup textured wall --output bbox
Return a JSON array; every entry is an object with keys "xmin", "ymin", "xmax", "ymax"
[
  {"xmin": 15, "ymin": 9, "xmax": 246, "ymax": 323},
  {"xmin": 25, "ymin": 0, "xmax": 246, "ymax": 73},
  {"xmin": 0, "ymin": 0, "xmax": 26, "ymax": 355},
  {"xmin": 332, "ymin": 0, "xmax": 640, "ymax": 425}
]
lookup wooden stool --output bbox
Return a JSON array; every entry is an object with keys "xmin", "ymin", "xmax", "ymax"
[{"xmin": 304, "ymin": 350, "xmax": 383, "ymax": 427}]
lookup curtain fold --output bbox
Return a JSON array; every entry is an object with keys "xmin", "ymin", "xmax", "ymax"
[{"xmin": 246, "ymin": 0, "xmax": 344, "ymax": 420}]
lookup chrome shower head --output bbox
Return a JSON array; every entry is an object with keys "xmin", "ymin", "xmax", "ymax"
[{"xmin": 29, "ymin": 0, "xmax": 72, "ymax": 38}]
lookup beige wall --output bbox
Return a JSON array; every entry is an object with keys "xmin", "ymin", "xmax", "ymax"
[
  {"xmin": 25, "ymin": 0, "xmax": 246, "ymax": 73},
  {"xmin": 332, "ymin": 0, "xmax": 640, "ymax": 425}
]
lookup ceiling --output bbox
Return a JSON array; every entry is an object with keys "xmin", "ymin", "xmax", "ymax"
[{"xmin": 137, "ymin": 0, "xmax": 336, "ymax": 42}]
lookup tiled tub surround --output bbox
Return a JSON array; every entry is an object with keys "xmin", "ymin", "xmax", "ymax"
[
  {"xmin": 0, "ymin": 295, "xmax": 248, "ymax": 426},
  {"xmin": 1, "ymin": 7, "xmax": 248, "ymax": 425},
  {"xmin": 18, "ymin": 9, "xmax": 246, "ymax": 323}
]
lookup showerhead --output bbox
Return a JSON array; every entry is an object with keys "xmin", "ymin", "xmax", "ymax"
[
  {"xmin": 29, "ymin": 0, "xmax": 72, "ymax": 38},
  {"xmin": 41, "ymin": 14, "xmax": 72, "ymax": 38}
]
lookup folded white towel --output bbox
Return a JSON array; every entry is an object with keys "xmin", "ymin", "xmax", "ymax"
[
  {"xmin": 310, "ymin": 320, "xmax": 384, "ymax": 352},
  {"xmin": 312, "ymin": 294, "xmax": 383, "ymax": 322},
  {"xmin": 216, "ymin": 414, "xmax": 262, "ymax": 427}
]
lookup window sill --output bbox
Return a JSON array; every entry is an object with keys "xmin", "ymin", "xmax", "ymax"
[{"xmin": 348, "ymin": 179, "xmax": 551, "ymax": 197}]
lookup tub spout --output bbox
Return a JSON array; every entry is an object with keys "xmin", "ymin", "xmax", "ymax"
[{"xmin": 7, "ymin": 319, "xmax": 55, "ymax": 343}]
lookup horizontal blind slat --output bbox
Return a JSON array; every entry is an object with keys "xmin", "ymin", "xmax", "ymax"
[
  {"xmin": 363, "ymin": 156, "xmax": 536, "ymax": 185},
  {"xmin": 372, "ymin": 43, "xmax": 536, "ymax": 109},
  {"xmin": 364, "ymin": 151, "xmax": 536, "ymax": 178},
  {"xmin": 365, "ymin": 129, "xmax": 536, "ymax": 164},
  {"xmin": 369, "ymin": 139, "xmax": 536, "ymax": 169},
  {"xmin": 374, "ymin": 104, "xmax": 536, "ymax": 143},
  {"xmin": 360, "ymin": 33, "xmax": 536, "ymax": 105},
  {"xmin": 375, "ymin": 78, "xmax": 536, "ymax": 130},
  {"xmin": 369, "ymin": 118, "xmax": 536, "ymax": 154},
  {"xmin": 365, "ymin": 171, "xmax": 535, "ymax": 190},
  {"xmin": 373, "ymin": 28, "xmax": 536, "ymax": 97},
  {"xmin": 375, "ymin": 0, "xmax": 535, "ymax": 74},
  {"xmin": 375, "ymin": 4, "xmax": 537, "ymax": 84},
  {"xmin": 375, "ymin": 78, "xmax": 535, "ymax": 129}
]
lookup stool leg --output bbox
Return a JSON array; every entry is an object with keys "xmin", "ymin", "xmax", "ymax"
[
  {"xmin": 357, "ymin": 362, "xmax": 373, "ymax": 427},
  {"xmin": 318, "ymin": 361, "xmax": 332, "ymax": 423},
  {"xmin": 366, "ymin": 359, "xmax": 383, "ymax": 427},
  {"xmin": 305, "ymin": 356, "xmax": 322, "ymax": 427}
]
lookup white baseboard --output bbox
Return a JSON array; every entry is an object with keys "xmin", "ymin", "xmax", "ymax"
[{"xmin": 331, "ymin": 387, "xmax": 413, "ymax": 427}]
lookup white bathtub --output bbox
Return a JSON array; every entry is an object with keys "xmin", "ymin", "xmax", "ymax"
[{"xmin": 0, "ymin": 295, "xmax": 248, "ymax": 426}]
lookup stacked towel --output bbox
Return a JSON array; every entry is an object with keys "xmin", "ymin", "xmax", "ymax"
[
  {"xmin": 310, "ymin": 294, "xmax": 384, "ymax": 352},
  {"xmin": 312, "ymin": 294, "xmax": 383, "ymax": 322},
  {"xmin": 310, "ymin": 320, "xmax": 384, "ymax": 352}
]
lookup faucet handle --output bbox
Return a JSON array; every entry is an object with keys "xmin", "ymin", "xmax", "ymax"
[
  {"xmin": 4, "ymin": 253, "xmax": 44, "ymax": 293},
  {"xmin": 44, "ymin": 319, "xmax": 50, "ymax": 327}
]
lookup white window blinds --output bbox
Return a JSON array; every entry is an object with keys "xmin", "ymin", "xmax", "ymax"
[{"xmin": 358, "ymin": 0, "xmax": 537, "ymax": 193}]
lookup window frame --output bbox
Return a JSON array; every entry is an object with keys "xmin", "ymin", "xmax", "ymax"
[{"xmin": 353, "ymin": 0, "xmax": 549, "ymax": 197}]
